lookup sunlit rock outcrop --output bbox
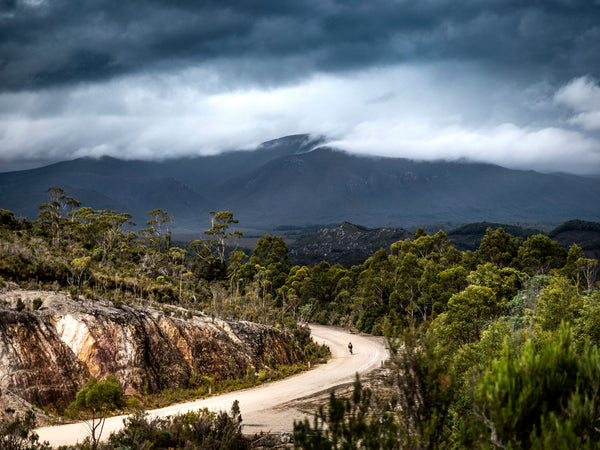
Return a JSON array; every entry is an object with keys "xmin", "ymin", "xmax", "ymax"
[
  {"xmin": 0, "ymin": 307, "xmax": 85, "ymax": 408},
  {"xmin": 0, "ymin": 288, "xmax": 304, "ymax": 410}
]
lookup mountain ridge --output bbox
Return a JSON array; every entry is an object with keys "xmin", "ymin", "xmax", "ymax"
[{"xmin": 0, "ymin": 134, "xmax": 599, "ymax": 230}]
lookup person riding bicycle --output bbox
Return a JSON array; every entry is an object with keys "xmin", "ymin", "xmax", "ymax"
[{"xmin": 348, "ymin": 342, "xmax": 353, "ymax": 354}]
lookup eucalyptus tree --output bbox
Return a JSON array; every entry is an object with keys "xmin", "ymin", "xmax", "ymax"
[
  {"xmin": 518, "ymin": 234, "xmax": 567, "ymax": 275},
  {"xmin": 69, "ymin": 207, "xmax": 134, "ymax": 262},
  {"xmin": 475, "ymin": 227, "xmax": 522, "ymax": 269},
  {"xmin": 204, "ymin": 210, "xmax": 243, "ymax": 263},
  {"xmin": 235, "ymin": 234, "xmax": 293, "ymax": 306},
  {"xmin": 38, "ymin": 187, "xmax": 80, "ymax": 247},
  {"xmin": 187, "ymin": 211, "xmax": 243, "ymax": 282},
  {"xmin": 70, "ymin": 376, "xmax": 124, "ymax": 450},
  {"xmin": 139, "ymin": 208, "xmax": 173, "ymax": 251}
]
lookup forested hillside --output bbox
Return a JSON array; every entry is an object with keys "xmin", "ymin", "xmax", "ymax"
[{"xmin": 1, "ymin": 188, "xmax": 599, "ymax": 448}]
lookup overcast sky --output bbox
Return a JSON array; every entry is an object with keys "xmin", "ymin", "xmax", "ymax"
[{"xmin": 1, "ymin": 0, "xmax": 600, "ymax": 174}]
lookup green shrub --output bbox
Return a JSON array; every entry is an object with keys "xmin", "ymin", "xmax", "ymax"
[
  {"xmin": 295, "ymin": 377, "xmax": 399, "ymax": 449},
  {"xmin": 109, "ymin": 402, "xmax": 249, "ymax": 449},
  {"xmin": 69, "ymin": 375, "xmax": 124, "ymax": 449},
  {"xmin": 0, "ymin": 409, "xmax": 51, "ymax": 449},
  {"xmin": 469, "ymin": 324, "xmax": 600, "ymax": 448}
]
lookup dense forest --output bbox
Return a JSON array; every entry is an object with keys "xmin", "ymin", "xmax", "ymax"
[{"xmin": 1, "ymin": 187, "xmax": 599, "ymax": 448}]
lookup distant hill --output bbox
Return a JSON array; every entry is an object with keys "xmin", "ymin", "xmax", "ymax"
[
  {"xmin": 447, "ymin": 222, "xmax": 544, "ymax": 252},
  {"xmin": 0, "ymin": 134, "xmax": 323, "ymax": 229},
  {"xmin": 1, "ymin": 134, "xmax": 599, "ymax": 230},
  {"xmin": 289, "ymin": 222, "xmax": 412, "ymax": 266},
  {"xmin": 549, "ymin": 220, "xmax": 600, "ymax": 260},
  {"xmin": 287, "ymin": 220, "xmax": 600, "ymax": 266}
]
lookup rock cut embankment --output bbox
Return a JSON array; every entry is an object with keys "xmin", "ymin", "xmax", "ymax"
[{"xmin": 0, "ymin": 288, "xmax": 305, "ymax": 412}]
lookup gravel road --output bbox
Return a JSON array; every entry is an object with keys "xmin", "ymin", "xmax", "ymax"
[{"xmin": 36, "ymin": 324, "xmax": 388, "ymax": 447}]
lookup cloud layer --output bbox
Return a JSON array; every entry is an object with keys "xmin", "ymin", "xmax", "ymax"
[{"xmin": 1, "ymin": 1, "xmax": 599, "ymax": 173}]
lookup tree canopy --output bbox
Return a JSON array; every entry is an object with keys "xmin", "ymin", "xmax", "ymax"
[{"xmin": 69, "ymin": 376, "xmax": 125, "ymax": 449}]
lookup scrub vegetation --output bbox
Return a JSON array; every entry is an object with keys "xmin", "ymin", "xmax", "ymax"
[{"xmin": 0, "ymin": 187, "xmax": 598, "ymax": 448}]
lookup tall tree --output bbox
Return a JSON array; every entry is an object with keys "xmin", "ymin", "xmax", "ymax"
[
  {"xmin": 249, "ymin": 234, "xmax": 292, "ymax": 292},
  {"xmin": 70, "ymin": 207, "xmax": 134, "ymax": 262},
  {"xmin": 437, "ymin": 285, "xmax": 499, "ymax": 348},
  {"xmin": 518, "ymin": 234, "xmax": 567, "ymax": 275},
  {"xmin": 38, "ymin": 187, "xmax": 80, "ymax": 247},
  {"xmin": 204, "ymin": 211, "xmax": 242, "ymax": 263},
  {"xmin": 576, "ymin": 257, "xmax": 599, "ymax": 291},
  {"xmin": 535, "ymin": 276, "xmax": 582, "ymax": 332},
  {"xmin": 139, "ymin": 208, "xmax": 172, "ymax": 251},
  {"xmin": 476, "ymin": 227, "xmax": 522, "ymax": 268}
]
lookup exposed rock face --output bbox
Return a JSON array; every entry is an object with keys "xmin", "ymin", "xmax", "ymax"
[
  {"xmin": 0, "ymin": 289, "xmax": 304, "ymax": 410},
  {"xmin": 0, "ymin": 307, "xmax": 85, "ymax": 408}
]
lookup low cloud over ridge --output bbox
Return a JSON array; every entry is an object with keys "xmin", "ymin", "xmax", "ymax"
[{"xmin": 0, "ymin": 1, "xmax": 599, "ymax": 174}]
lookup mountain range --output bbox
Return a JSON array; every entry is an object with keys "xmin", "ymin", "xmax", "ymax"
[{"xmin": 1, "ymin": 134, "xmax": 599, "ymax": 231}]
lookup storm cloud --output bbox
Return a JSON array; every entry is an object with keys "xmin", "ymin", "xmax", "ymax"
[{"xmin": 1, "ymin": 0, "xmax": 599, "ymax": 173}]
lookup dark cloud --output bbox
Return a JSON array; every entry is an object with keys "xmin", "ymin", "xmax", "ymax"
[
  {"xmin": 1, "ymin": 1, "xmax": 599, "ymax": 175},
  {"xmin": 1, "ymin": 0, "xmax": 599, "ymax": 91}
]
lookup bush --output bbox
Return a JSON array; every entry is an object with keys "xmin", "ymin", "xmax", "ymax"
[
  {"xmin": 32, "ymin": 298, "xmax": 43, "ymax": 310},
  {"xmin": 0, "ymin": 409, "xmax": 51, "ymax": 449},
  {"xmin": 295, "ymin": 376, "xmax": 399, "ymax": 449},
  {"xmin": 469, "ymin": 324, "xmax": 600, "ymax": 448},
  {"xmin": 15, "ymin": 298, "xmax": 25, "ymax": 311},
  {"xmin": 109, "ymin": 401, "xmax": 249, "ymax": 449},
  {"xmin": 69, "ymin": 375, "xmax": 125, "ymax": 449}
]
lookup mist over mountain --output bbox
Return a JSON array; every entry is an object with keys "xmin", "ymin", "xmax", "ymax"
[{"xmin": 0, "ymin": 134, "xmax": 598, "ymax": 231}]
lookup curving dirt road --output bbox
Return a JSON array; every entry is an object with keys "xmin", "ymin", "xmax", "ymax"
[{"xmin": 36, "ymin": 324, "xmax": 388, "ymax": 447}]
